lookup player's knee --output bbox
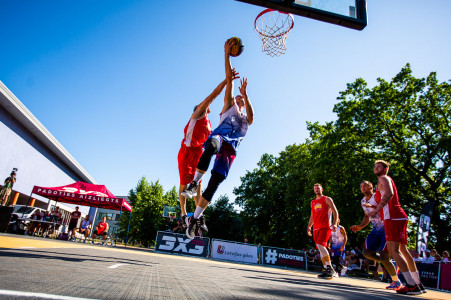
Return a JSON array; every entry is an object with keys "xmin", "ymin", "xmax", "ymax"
[
  {"xmin": 197, "ymin": 139, "xmax": 220, "ymax": 171},
  {"xmin": 202, "ymin": 171, "xmax": 225, "ymax": 202}
]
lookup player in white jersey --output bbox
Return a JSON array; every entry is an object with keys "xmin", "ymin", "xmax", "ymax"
[
  {"xmin": 351, "ymin": 181, "xmax": 402, "ymax": 290},
  {"xmin": 329, "ymin": 220, "xmax": 347, "ymax": 276}
]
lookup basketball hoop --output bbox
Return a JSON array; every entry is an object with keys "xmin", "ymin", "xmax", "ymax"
[
  {"xmin": 169, "ymin": 212, "xmax": 176, "ymax": 222},
  {"xmin": 255, "ymin": 9, "xmax": 294, "ymax": 57}
]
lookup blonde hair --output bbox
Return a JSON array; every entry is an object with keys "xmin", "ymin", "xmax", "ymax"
[
  {"xmin": 375, "ymin": 160, "xmax": 391, "ymax": 168},
  {"xmin": 314, "ymin": 183, "xmax": 322, "ymax": 187},
  {"xmin": 361, "ymin": 180, "xmax": 373, "ymax": 188}
]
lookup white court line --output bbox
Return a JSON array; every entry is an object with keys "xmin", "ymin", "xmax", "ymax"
[
  {"xmin": 108, "ymin": 263, "xmax": 128, "ymax": 269},
  {"xmin": 0, "ymin": 289, "xmax": 98, "ymax": 299}
]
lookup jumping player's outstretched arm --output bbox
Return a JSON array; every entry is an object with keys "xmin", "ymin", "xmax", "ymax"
[
  {"xmin": 239, "ymin": 78, "xmax": 254, "ymax": 125},
  {"xmin": 222, "ymin": 40, "xmax": 235, "ymax": 114},
  {"xmin": 192, "ymin": 70, "xmax": 239, "ymax": 120}
]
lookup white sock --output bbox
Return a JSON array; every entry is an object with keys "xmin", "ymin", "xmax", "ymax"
[
  {"xmin": 193, "ymin": 206, "xmax": 205, "ymax": 219},
  {"xmin": 325, "ymin": 261, "xmax": 332, "ymax": 267},
  {"xmin": 410, "ymin": 271, "xmax": 421, "ymax": 285},
  {"xmin": 193, "ymin": 171, "xmax": 203, "ymax": 183},
  {"xmin": 402, "ymin": 272, "xmax": 416, "ymax": 286}
]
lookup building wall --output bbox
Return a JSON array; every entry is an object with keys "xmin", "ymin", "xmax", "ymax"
[{"xmin": 0, "ymin": 104, "xmax": 80, "ymax": 197}]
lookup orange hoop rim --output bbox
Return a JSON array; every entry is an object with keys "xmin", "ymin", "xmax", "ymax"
[{"xmin": 254, "ymin": 8, "xmax": 294, "ymax": 39}]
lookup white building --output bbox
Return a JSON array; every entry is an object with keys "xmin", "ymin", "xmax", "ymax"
[{"xmin": 0, "ymin": 80, "xmax": 95, "ymax": 222}]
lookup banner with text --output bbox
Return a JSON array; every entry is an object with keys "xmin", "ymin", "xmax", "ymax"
[
  {"xmin": 154, "ymin": 231, "xmax": 210, "ymax": 258},
  {"xmin": 417, "ymin": 262, "xmax": 440, "ymax": 289},
  {"xmin": 211, "ymin": 240, "xmax": 258, "ymax": 264},
  {"xmin": 262, "ymin": 246, "xmax": 306, "ymax": 270}
]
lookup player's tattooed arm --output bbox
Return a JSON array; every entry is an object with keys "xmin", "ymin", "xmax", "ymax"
[{"xmin": 369, "ymin": 176, "xmax": 393, "ymax": 217}]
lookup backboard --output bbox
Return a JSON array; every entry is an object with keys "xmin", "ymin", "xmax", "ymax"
[
  {"xmin": 162, "ymin": 206, "xmax": 179, "ymax": 218},
  {"xmin": 236, "ymin": 0, "xmax": 367, "ymax": 30}
]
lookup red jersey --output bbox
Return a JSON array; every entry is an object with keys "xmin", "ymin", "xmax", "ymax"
[
  {"xmin": 374, "ymin": 176, "xmax": 407, "ymax": 220},
  {"xmin": 182, "ymin": 115, "xmax": 211, "ymax": 148},
  {"xmin": 311, "ymin": 196, "xmax": 332, "ymax": 230},
  {"xmin": 97, "ymin": 222, "xmax": 107, "ymax": 234}
]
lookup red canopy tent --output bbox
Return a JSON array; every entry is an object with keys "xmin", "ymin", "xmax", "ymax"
[
  {"xmin": 31, "ymin": 181, "xmax": 132, "ymax": 212},
  {"xmin": 26, "ymin": 181, "xmax": 133, "ymax": 245}
]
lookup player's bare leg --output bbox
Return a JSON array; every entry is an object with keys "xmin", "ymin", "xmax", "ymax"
[
  {"xmin": 387, "ymin": 241, "xmax": 421, "ymax": 294},
  {"xmin": 400, "ymin": 243, "xmax": 424, "ymax": 291}
]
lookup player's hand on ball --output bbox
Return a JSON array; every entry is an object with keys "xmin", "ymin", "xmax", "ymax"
[{"xmin": 224, "ymin": 40, "xmax": 233, "ymax": 55}]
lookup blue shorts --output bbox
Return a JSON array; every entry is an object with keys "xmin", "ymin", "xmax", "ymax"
[
  {"xmin": 364, "ymin": 229, "xmax": 387, "ymax": 252},
  {"xmin": 211, "ymin": 137, "xmax": 236, "ymax": 178}
]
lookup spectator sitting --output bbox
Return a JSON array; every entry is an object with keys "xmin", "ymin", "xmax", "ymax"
[
  {"xmin": 92, "ymin": 216, "xmax": 109, "ymax": 245},
  {"xmin": 413, "ymin": 251, "xmax": 423, "ymax": 262},
  {"xmin": 69, "ymin": 206, "xmax": 82, "ymax": 240},
  {"xmin": 434, "ymin": 254, "xmax": 442, "ymax": 263},
  {"xmin": 73, "ymin": 215, "xmax": 91, "ymax": 242},
  {"xmin": 442, "ymin": 251, "xmax": 449, "ymax": 263},
  {"xmin": 172, "ymin": 219, "xmax": 183, "ymax": 234},
  {"xmin": 307, "ymin": 249, "xmax": 316, "ymax": 263},
  {"xmin": 27, "ymin": 211, "xmax": 41, "ymax": 235},
  {"xmin": 367, "ymin": 259, "xmax": 380, "ymax": 280},
  {"xmin": 344, "ymin": 250, "xmax": 359, "ymax": 270},
  {"xmin": 244, "ymin": 238, "xmax": 248, "ymax": 245},
  {"xmin": 423, "ymin": 250, "xmax": 435, "ymax": 263}
]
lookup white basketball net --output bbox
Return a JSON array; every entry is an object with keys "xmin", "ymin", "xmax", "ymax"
[{"xmin": 255, "ymin": 9, "xmax": 294, "ymax": 57}]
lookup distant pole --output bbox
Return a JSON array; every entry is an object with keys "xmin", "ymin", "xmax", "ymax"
[
  {"xmin": 125, "ymin": 210, "xmax": 132, "ymax": 247},
  {"xmin": 21, "ymin": 191, "xmax": 33, "ymax": 218}
]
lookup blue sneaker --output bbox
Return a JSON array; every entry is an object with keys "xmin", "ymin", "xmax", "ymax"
[{"xmin": 386, "ymin": 281, "xmax": 402, "ymax": 290}]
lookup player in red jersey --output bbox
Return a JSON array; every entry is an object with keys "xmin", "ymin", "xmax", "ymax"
[
  {"xmin": 369, "ymin": 160, "xmax": 424, "ymax": 295},
  {"xmin": 307, "ymin": 183, "xmax": 339, "ymax": 279},
  {"xmin": 178, "ymin": 70, "xmax": 239, "ymax": 229}
]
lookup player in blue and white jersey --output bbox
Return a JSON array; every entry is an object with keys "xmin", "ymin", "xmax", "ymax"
[
  {"xmin": 182, "ymin": 40, "xmax": 254, "ymax": 239},
  {"xmin": 351, "ymin": 181, "xmax": 402, "ymax": 290}
]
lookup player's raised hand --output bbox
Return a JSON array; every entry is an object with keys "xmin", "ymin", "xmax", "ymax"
[
  {"xmin": 239, "ymin": 78, "xmax": 248, "ymax": 96},
  {"xmin": 231, "ymin": 68, "xmax": 240, "ymax": 81},
  {"xmin": 224, "ymin": 40, "xmax": 233, "ymax": 55}
]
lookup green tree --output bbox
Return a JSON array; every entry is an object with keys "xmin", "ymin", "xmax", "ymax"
[
  {"xmin": 235, "ymin": 64, "xmax": 450, "ymax": 251},
  {"xmin": 204, "ymin": 195, "xmax": 243, "ymax": 242},
  {"xmin": 119, "ymin": 177, "xmax": 176, "ymax": 247},
  {"xmin": 332, "ymin": 64, "xmax": 450, "ymax": 250}
]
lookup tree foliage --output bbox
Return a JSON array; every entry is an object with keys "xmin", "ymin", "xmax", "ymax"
[
  {"xmin": 235, "ymin": 64, "xmax": 450, "ymax": 250},
  {"xmin": 119, "ymin": 177, "xmax": 178, "ymax": 247}
]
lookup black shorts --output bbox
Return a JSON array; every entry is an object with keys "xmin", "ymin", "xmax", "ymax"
[
  {"xmin": 68, "ymin": 221, "xmax": 78, "ymax": 231},
  {"xmin": 94, "ymin": 230, "xmax": 107, "ymax": 236}
]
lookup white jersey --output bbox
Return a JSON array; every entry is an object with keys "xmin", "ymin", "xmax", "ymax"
[
  {"xmin": 361, "ymin": 194, "xmax": 384, "ymax": 231},
  {"xmin": 210, "ymin": 103, "xmax": 248, "ymax": 151},
  {"xmin": 331, "ymin": 226, "xmax": 346, "ymax": 250}
]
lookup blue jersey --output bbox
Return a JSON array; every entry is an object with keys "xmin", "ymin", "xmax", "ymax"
[{"xmin": 209, "ymin": 103, "xmax": 248, "ymax": 151}]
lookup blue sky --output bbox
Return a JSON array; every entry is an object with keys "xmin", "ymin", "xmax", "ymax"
[{"xmin": 1, "ymin": 0, "xmax": 451, "ymax": 207}]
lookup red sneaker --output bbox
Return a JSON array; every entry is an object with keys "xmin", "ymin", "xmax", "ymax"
[{"xmin": 396, "ymin": 284, "xmax": 422, "ymax": 295}]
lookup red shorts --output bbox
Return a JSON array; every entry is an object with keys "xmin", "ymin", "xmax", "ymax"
[
  {"xmin": 178, "ymin": 144, "xmax": 203, "ymax": 185},
  {"xmin": 313, "ymin": 228, "xmax": 332, "ymax": 248},
  {"xmin": 384, "ymin": 219, "xmax": 408, "ymax": 244}
]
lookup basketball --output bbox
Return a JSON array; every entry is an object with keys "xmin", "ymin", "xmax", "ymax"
[{"xmin": 227, "ymin": 37, "xmax": 244, "ymax": 57}]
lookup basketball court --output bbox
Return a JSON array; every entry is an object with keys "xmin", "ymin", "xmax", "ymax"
[{"xmin": 0, "ymin": 234, "xmax": 448, "ymax": 299}]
